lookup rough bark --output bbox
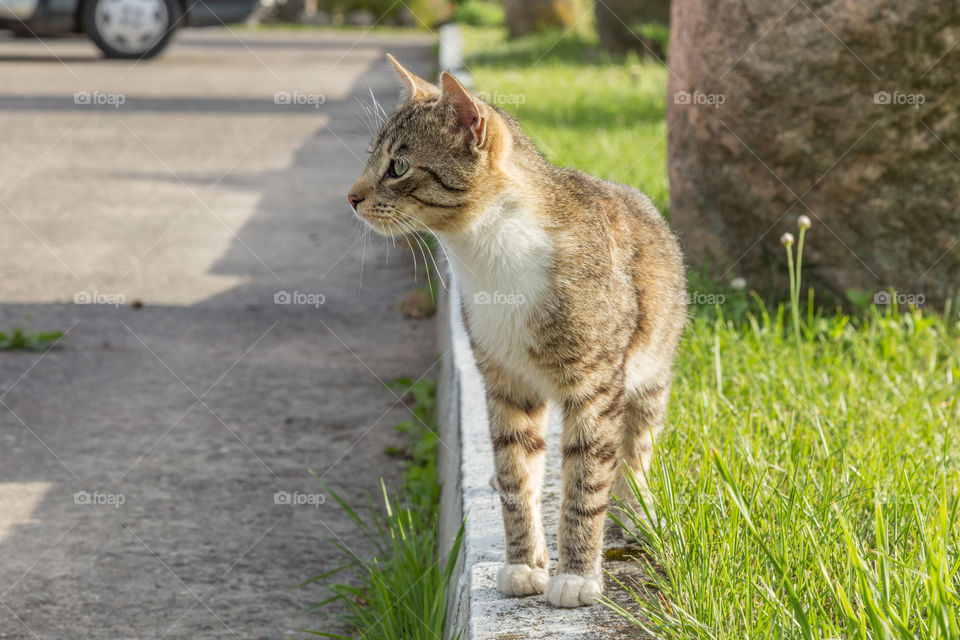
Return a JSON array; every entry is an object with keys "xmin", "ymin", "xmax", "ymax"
[{"xmin": 667, "ymin": 0, "xmax": 960, "ymax": 307}]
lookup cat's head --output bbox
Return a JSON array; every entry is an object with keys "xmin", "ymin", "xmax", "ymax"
[{"xmin": 348, "ymin": 54, "xmax": 511, "ymax": 236}]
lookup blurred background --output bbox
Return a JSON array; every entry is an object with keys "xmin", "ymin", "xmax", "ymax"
[{"xmin": 0, "ymin": 0, "xmax": 958, "ymax": 638}]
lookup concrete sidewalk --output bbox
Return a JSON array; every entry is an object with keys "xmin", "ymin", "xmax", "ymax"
[{"xmin": 0, "ymin": 28, "xmax": 438, "ymax": 638}]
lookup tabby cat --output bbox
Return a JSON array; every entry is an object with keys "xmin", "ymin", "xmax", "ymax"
[{"xmin": 348, "ymin": 55, "xmax": 687, "ymax": 607}]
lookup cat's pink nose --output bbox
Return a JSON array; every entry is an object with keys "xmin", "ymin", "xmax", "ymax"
[{"xmin": 348, "ymin": 193, "xmax": 364, "ymax": 210}]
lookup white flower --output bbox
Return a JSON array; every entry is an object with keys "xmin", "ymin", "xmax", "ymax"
[
  {"xmin": 797, "ymin": 215, "xmax": 811, "ymax": 230},
  {"xmin": 730, "ymin": 277, "xmax": 747, "ymax": 290},
  {"xmin": 780, "ymin": 232, "xmax": 795, "ymax": 246}
]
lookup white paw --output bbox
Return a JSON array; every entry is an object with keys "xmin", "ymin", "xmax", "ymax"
[
  {"xmin": 544, "ymin": 573, "xmax": 603, "ymax": 607},
  {"xmin": 496, "ymin": 564, "xmax": 549, "ymax": 597}
]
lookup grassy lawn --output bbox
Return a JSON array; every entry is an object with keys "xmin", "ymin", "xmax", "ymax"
[
  {"xmin": 463, "ymin": 26, "xmax": 960, "ymax": 639},
  {"xmin": 462, "ymin": 26, "xmax": 670, "ymax": 214}
]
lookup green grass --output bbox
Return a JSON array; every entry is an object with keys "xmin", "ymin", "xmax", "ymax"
[
  {"xmin": 462, "ymin": 26, "xmax": 670, "ymax": 214},
  {"xmin": 610, "ymin": 232, "xmax": 960, "ymax": 639},
  {"xmin": 0, "ymin": 327, "xmax": 64, "ymax": 351},
  {"xmin": 465, "ymin": 27, "xmax": 960, "ymax": 639},
  {"xmin": 305, "ymin": 377, "xmax": 463, "ymax": 639},
  {"xmin": 453, "ymin": 0, "xmax": 504, "ymax": 27},
  {"xmin": 616, "ymin": 252, "xmax": 959, "ymax": 638},
  {"xmin": 384, "ymin": 377, "xmax": 442, "ymax": 520}
]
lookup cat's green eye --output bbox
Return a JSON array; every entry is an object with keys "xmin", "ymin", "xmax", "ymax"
[{"xmin": 389, "ymin": 158, "xmax": 410, "ymax": 178}]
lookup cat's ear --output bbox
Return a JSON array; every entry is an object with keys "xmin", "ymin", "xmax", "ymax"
[
  {"xmin": 440, "ymin": 71, "xmax": 487, "ymax": 148},
  {"xmin": 387, "ymin": 53, "xmax": 439, "ymax": 102}
]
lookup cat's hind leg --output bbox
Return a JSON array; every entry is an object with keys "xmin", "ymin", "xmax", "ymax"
[{"xmin": 610, "ymin": 379, "xmax": 670, "ymax": 530}]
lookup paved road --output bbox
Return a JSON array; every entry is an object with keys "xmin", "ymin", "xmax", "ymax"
[{"xmin": 0, "ymin": 28, "xmax": 437, "ymax": 638}]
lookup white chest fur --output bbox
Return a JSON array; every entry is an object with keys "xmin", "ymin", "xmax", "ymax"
[{"xmin": 441, "ymin": 197, "xmax": 554, "ymax": 393}]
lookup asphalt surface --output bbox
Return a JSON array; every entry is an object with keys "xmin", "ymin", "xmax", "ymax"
[{"xmin": 0, "ymin": 27, "xmax": 438, "ymax": 639}]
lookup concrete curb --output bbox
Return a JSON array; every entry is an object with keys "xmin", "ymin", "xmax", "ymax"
[{"xmin": 434, "ymin": 23, "xmax": 644, "ymax": 640}]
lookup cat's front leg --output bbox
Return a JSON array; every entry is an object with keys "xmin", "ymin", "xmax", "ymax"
[
  {"xmin": 546, "ymin": 383, "xmax": 623, "ymax": 607},
  {"xmin": 483, "ymin": 377, "xmax": 550, "ymax": 597}
]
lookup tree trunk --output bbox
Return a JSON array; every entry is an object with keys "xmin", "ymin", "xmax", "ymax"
[
  {"xmin": 504, "ymin": 0, "xmax": 577, "ymax": 38},
  {"xmin": 667, "ymin": 0, "xmax": 960, "ymax": 307}
]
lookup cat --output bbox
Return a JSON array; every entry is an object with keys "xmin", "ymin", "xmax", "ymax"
[{"xmin": 348, "ymin": 55, "xmax": 687, "ymax": 608}]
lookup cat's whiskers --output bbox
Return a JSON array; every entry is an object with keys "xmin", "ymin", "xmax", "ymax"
[
  {"xmin": 393, "ymin": 212, "xmax": 444, "ymax": 292},
  {"xmin": 355, "ymin": 99, "xmax": 376, "ymax": 137},
  {"xmin": 355, "ymin": 88, "xmax": 386, "ymax": 137},
  {"xmin": 355, "ymin": 215, "xmax": 414, "ymax": 284},
  {"xmin": 382, "ymin": 215, "xmax": 418, "ymax": 279},
  {"xmin": 388, "ymin": 212, "xmax": 430, "ymax": 287},
  {"xmin": 368, "ymin": 86, "xmax": 388, "ymax": 126},
  {"xmin": 358, "ymin": 221, "xmax": 367, "ymax": 294},
  {"xmin": 386, "ymin": 206, "xmax": 452, "ymax": 277},
  {"xmin": 386, "ymin": 206, "xmax": 449, "ymax": 291}
]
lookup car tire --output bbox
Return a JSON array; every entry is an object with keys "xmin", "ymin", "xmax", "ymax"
[{"xmin": 82, "ymin": 0, "xmax": 180, "ymax": 59}]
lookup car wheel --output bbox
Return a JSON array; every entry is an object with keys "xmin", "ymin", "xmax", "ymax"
[{"xmin": 83, "ymin": 0, "xmax": 180, "ymax": 59}]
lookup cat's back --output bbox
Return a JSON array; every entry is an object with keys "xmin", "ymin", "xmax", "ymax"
[{"xmin": 538, "ymin": 166, "xmax": 682, "ymax": 274}]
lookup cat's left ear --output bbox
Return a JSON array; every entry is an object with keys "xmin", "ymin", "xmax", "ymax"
[
  {"xmin": 387, "ymin": 53, "xmax": 439, "ymax": 102},
  {"xmin": 440, "ymin": 71, "xmax": 487, "ymax": 148}
]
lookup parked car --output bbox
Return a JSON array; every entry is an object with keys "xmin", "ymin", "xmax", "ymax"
[{"xmin": 0, "ymin": 0, "xmax": 259, "ymax": 58}]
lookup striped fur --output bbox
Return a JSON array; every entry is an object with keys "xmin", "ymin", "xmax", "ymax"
[{"xmin": 349, "ymin": 57, "xmax": 687, "ymax": 608}]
